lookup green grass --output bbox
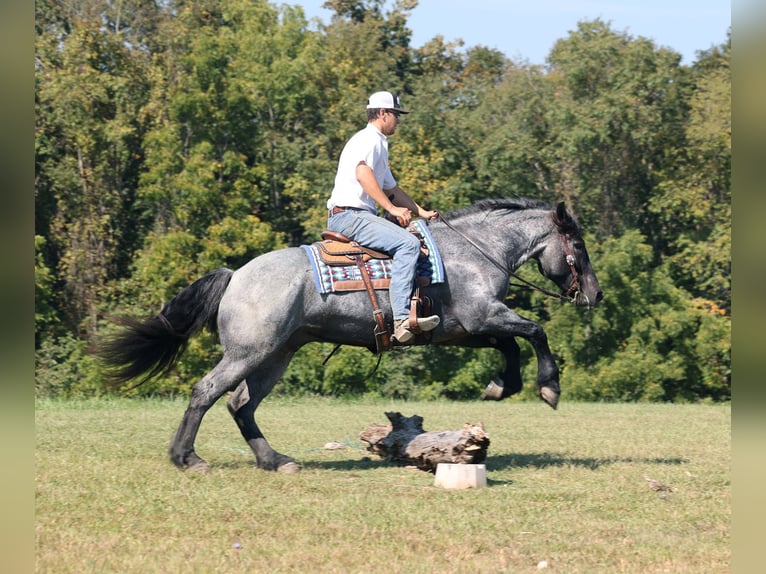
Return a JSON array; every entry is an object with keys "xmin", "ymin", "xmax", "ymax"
[{"xmin": 36, "ymin": 397, "xmax": 730, "ymax": 573}]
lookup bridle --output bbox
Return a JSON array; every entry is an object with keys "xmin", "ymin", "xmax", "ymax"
[
  {"xmin": 561, "ymin": 233, "xmax": 582, "ymax": 300},
  {"xmin": 436, "ymin": 213, "xmax": 581, "ymax": 304}
]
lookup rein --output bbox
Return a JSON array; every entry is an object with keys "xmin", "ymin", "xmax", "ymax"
[
  {"xmin": 322, "ymin": 343, "xmax": 384, "ymax": 383},
  {"xmin": 436, "ymin": 213, "xmax": 575, "ymax": 304}
]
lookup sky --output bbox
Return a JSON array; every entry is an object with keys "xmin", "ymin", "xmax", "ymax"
[{"xmin": 292, "ymin": 0, "xmax": 730, "ymax": 66}]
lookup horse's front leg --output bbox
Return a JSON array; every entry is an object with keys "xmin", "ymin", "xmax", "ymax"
[
  {"xmin": 527, "ymin": 327, "xmax": 560, "ymax": 409},
  {"xmin": 474, "ymin": 306, "xmax": 560, "ymax": 409}
]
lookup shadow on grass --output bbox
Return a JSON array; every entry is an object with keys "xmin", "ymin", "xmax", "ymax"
[
  {"xmin": 209, "ymin": 457, "xmax": 392, "ymax": 472},
  {"xmin": 299, "ymin": 452, "xmax": 688, "ymax": 473},
  {"xmin": 208, "ymin": 452, "xmax": 687, "ymax": 474},
  {"xmin": 487, "ymin": 452, "xmax": 688, "ymax": 471},
  {"xmin": 301, "ymin": 457, "xmax": 392, "ymax": 472}
]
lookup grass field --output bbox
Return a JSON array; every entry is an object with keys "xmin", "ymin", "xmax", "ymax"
[{"xmin": 35, "ymin": 397, "xmax": 730, "ymax": 573}]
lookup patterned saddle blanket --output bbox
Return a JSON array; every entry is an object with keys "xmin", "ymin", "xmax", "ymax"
[{"xmin": 301, "ymin": 219, "xmax": 445, "ymax": 294}]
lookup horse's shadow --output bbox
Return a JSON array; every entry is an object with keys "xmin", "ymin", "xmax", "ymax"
[
  {"xmin": 296, "ymin": 451, "xmax": 688, "ymax": 474},
  {"xmin": 486, "ymin": 452, "xmax": 688, "ymax": 471}
]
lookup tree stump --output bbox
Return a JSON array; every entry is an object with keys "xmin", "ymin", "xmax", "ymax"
[{"xmin": 359, "ymin": 412, "xmax": 490, "ymax": 472}]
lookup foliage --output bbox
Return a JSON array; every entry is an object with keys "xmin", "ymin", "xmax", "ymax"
[
  {"xmin": 545, "ymin": 231, "xmax": 730, "ymax": 402},
  {"xmin": 35, "ymin": 235, "xmax": 59, "ymax": 345},
  {"xmin": 35, "ymin": 1, "xmax": 730, "ymax": 403},
  {"xmin": 36, "ymin": 6, "xmax": 150, "ymax": 336},
  {"xmin": 35, "ymin": 333, "xmax": 104, "ymax": 398}
]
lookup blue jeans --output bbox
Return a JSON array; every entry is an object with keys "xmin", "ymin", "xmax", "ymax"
[{"xmin": 328, "ymin": 209, "xmax": 421, "ymax": 320}]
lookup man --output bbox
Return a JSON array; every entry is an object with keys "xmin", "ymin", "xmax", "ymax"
[{"xmin": 326, "ymin": 91, "xmax": 440, "ymax": 343}]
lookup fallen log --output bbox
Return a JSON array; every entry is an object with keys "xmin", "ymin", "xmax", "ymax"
[{"xmin": 359, "ymin": 412, "xmax": 490, "ymax": 472}]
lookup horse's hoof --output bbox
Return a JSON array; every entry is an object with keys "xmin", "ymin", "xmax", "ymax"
[
  {"xmin": 187, "ymin": 461, "xmax": 211, "ymax": 474},
  {"xmin": 481, "ymin": 379, "xmax": 504, "ymax": 401},
  {"xmin": 277, "ymin": 461, "xmax": 301, "ymax": 474},
  {"xmin": 539, "ymin": 386, "xmax": 560, "ymax": 410}
]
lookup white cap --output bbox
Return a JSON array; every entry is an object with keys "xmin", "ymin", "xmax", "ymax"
[{"xmin": 366, "ymin": 91, "xmax": 410, "ymax": 113}]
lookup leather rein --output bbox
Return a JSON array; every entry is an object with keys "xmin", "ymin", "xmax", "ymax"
[{"xmin": 435, "ymin": 213, "xmax": 579, "ymax": 304}]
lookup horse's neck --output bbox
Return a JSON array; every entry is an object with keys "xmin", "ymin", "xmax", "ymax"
[
  {"xmin": 510, "ymin": 214, "xmax": 552, "ymax": 270},
  {"xmin": 452, "ymin": 209, "xmax": 551, "ymax": 272}
]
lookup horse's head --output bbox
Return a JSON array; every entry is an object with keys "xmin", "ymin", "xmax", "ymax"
[{"xmin": 537, "ymin": 202, "xmax": 603, "ymax": 308}]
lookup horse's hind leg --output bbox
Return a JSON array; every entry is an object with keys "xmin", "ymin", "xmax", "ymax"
[
  {"xmin": 227, "ymin": 354, "xmax": 299, "ymax": 473},
  {"xmin": 169, "ymin": 356, "xmax": 252, "ymax": 472}
]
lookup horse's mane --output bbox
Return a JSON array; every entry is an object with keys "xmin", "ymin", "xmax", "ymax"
[
  {"xmin": 444, "ymin": 197, "xmax": 553, "ymax": 220},
  {"xmin": 443, "ymin": 196, "xmax": 581, "ymax": 235}
]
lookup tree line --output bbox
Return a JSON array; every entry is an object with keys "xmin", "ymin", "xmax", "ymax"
[{"xmin": 35, "ymin": 0, "xmax": 730, "ymax": 402}]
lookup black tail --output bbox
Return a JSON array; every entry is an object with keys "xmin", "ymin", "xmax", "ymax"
[{"xmin": 99, "ymin": 268, "xmax": 234, "ymax": 387}]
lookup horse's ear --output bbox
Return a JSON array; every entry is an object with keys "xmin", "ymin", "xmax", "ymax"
[{"xmin": 553, "ymin": 201, "xmax": 578, "ymax": 235}]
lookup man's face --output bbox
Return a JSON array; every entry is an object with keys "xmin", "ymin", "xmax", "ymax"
[{"xmin": 381, "ymin": 109, "xmax": 401, "ymax": 136}]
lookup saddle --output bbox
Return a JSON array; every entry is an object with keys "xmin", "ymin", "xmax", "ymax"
[
  {"xmin": 317, "ymin": 229, "xmax": 433, "ymax": 353},
  {"xmin": 316, "ymin": 230, "xmax": 431, "ymax": 281},
  {"xmin": 316, "ymin": 231, "xmax": 390, "ymax": 266}
]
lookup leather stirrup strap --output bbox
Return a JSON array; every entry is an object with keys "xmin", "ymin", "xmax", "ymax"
[
  {"xmin": 353, "ymin": 254, "xmax": 391, "ymax": 353},
  {"xmin": 408, "ymin": 287, "xmax": 423, "ymax": 333},
  {"xmin": 408, "ymin": 287, "xmax": 434, "ymax": 337}
]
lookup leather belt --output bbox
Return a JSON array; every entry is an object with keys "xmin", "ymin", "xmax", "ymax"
[{"xmin": 329, "ymin": 206, "xmax": 363, "ymax": 216}]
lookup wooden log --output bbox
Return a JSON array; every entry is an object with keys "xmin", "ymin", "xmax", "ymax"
[{"xmin": 359, "ymin": 412, "xmax": 490, "ymax": 472}]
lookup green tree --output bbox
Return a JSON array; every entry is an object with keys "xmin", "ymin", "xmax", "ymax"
[
  {"xmin": 545, "ymin": 231, "xmax": 730, "ymax": 402},
  {"xmin": 544, "ymin": 19, "xmax": 689, "ymax": 238},
  {"xmin": 35, "ymin": 235, "xmax": 58, "ymax": 346},
  {"xmin": 396, "ymin": 42, "xmax": 512, "ymax": 211},
  {"xmin": 649, "ymin": 36, "xmax": 731, "ymax": 312},
  {"xmin": 462, "ymin": 63, "xmax": 555, "ymax": 202},
  {"xmin": 36, "ymin": 9, "xmax": 151, "ymax": 335},
  {"xmin": 33, "ymin": 2, "xmax": 730, "ymax": 402},
  {"xmin": 136, "ymin": 0, "xmax": 334, "ymax": 246}
]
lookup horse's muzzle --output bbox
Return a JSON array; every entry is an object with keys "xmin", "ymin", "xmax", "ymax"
[{"xmin": 572, "ymin": 289, "xmax": 603, "ymax": 308}]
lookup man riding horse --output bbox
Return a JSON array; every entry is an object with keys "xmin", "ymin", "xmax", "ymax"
[
  {"xmin": 325, "ymin": 91, "xmax": 440, "ymax": 344},
  {"xmin": 99, "ymin": 92, "xmax": 604, "ymax": 473}
]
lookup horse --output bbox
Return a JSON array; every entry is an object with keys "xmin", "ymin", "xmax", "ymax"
[{"xmin": 100, "ymin": 198, "xmax": 603, "ymax": 473}]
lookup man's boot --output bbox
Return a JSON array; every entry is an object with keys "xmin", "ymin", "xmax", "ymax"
[{"xmin": 393, "ymin": 315, "xmax": 440, "ymax": 343}]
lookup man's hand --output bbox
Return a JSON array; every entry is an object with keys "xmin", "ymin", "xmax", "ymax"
[
  {"xmin": 388, "ymin": 205, "xmax": 412, "ymax": 227},
  {"xmin": 419, "ymin": 209, "xmax": 439, "ymax": 221}
]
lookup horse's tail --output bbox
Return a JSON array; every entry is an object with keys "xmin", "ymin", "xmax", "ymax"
[{"xmin": 99, "ymin": 268, "xmax": 234, "ymax": 388}]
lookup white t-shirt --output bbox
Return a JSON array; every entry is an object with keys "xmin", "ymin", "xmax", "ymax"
[{"xmin": 327, "ymin": 123, "xmax": 397, "ymax": 213}]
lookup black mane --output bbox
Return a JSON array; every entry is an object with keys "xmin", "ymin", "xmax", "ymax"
[{"xmin": 445, "ymin": 197, "xmax": 553, "ymax": 219}]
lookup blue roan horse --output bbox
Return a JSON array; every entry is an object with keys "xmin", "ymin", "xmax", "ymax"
[{"xmin": 101, "ymin": 198, "xmax": 603, "ymax": 472}]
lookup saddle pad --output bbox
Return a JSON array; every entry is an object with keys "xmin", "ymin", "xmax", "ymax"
[{"xmin": 301, "ymin": 219, "xmax": 445, "ymax": 294}]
